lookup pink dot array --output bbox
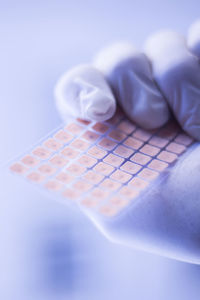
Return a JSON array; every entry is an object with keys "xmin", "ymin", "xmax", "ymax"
[{"xmin": 10, "ymin": 110, "xmax": 194, "ymax": 217}]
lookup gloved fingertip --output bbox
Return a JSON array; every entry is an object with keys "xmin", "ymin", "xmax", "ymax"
[
  {"xmin": 94, "ymin": 41, "xmax": 171, "ymax": 130},
  {"xmin": 85, "ymin": 103, "xmax": 116, "ymax": 122},
  {"xmin": 125, "ymin": 92, "xmax": 170, "ymax": 130},
  {"xmin": 54, "ymin": 64, "xmax": 116, "ymax": 122},
  {"xmin": 81, "ymin": 88, "xmax": 116, "ymax": 121}
]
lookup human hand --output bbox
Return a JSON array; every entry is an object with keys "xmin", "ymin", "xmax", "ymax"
[
  {"xmin": 54, "ymin": 20, "xmax": 200, "ymax": 140},
  {"xmin": 53, "ymin": 20, "xmax": 200, "ymax": 264}
]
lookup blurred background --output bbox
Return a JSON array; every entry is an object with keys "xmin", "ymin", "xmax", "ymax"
[{"xmin": 1, "ymin": 1, "xmax": 200, "ymax": 299}]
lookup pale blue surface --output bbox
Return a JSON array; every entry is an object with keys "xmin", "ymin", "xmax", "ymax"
[{"xmin": 1, "ymin": 1, "xmax": 200, "ymax": 299}]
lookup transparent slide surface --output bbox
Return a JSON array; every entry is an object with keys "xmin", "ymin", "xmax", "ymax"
[{"xmin": 9, "ymin": 109, "xmax": 200, "ymax": 264}]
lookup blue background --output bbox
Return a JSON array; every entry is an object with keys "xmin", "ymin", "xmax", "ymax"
[{"xmin": 1, "ymin": 1, "xmax": 200, "ymax": 299}]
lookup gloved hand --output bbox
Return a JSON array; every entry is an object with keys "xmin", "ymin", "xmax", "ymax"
[{"xmin": 54, "ymin": 19, "xmax": 200, "ymax": 140}]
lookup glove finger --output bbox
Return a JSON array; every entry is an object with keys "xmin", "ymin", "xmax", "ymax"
[
  {"xmin": 188, "ymin": 19, "xmax": 200, "ymax": 58},
  {"xmin": 144, "ymin": 30, "xmax": 200, "ymax": 140},
  {"xmin": 93, "ymin": 42, "xmax": 170, "ymax": 130},
  {"xmin": 54, "ymin": 64, "xmax": 116, "ymax": 122}
]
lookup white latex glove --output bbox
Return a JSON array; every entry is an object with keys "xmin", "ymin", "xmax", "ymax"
[
  {"xmin": 94, "ymin": 42, "xmax": 170, "ymax": 129},
  {"xmin": 144, "ymin": 28, "xmax": 200, "ymax": 140},
  {"xmin": 53, "ymin": 20, "xmax": 200, "ymax": 264},
  {"xmin": 54, "ymin": 64, "xmax": 116, "ymax": 122},
  {"xmin": 54, "ymin": 20, "xmax": 200, "ymax": 140}
]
